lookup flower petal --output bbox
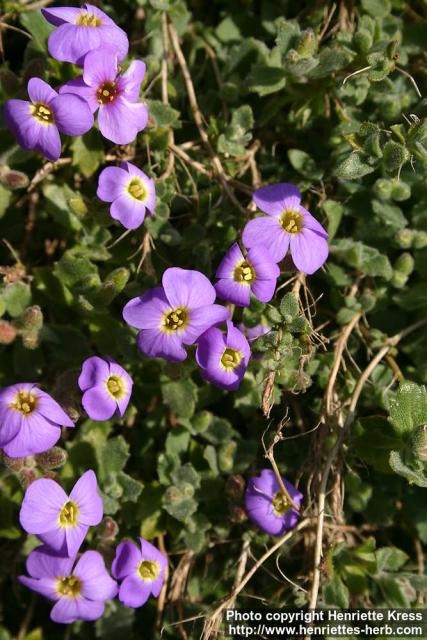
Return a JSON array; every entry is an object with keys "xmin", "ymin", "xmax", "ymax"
[
  {"xmin": 69, "ymin": 469, "xmax": 103, "ymax": 526},
  {"xmin": 51, "ymin": 93, "xmax": 93, "ymax": 136},
  {"xmin": 242, "ymin": 216, "xmax": 289, "ymax": 263},
  {"xmin": 163, "ymin": 268, "xmax": 216, "ymax": 308},
  {"xmin": 111, "ymin": 541, "xmax": 141, "ymax": 580},
  {"xmin": 26, "ymin": 544, "xmax": 74, "ymax": 579},
  {"xmin": 51, "ymin": 597, "xmax": 105, "ymax": 623},
  {"xmin": 136, "ymin": 329, "xmax": 187, "ymax": 362},
  {"xmin": 118, "ymin": 574, "xmax": 151, "ymax": 608},
  {"xmin": 215, "ymin": 242, "xmax": 243, "ymax": 279},
  {"xmin": 20, "ymin": 478, "xmax": 67, "ymax": 534},
  {"xmin": 251, "ymin": 278, "xmax": 277, "ymax": 303},
  {"xmin": 253, "ymin": 183, "xmax": 301, "ymax": 216},
  {"xmin": 110, "ymin": 194, "xmax": 147, "ymax": 229},
  {"xmin": 83, "ymin": 46, "xmax": 118, "ymax": 87},
  {"xmin": 59, "ymin": 78, "xmax": 99, "ymax": 113},
  {"xmin": 65, "ymin": 524, "xmax": 89, "ymax": 558},
  {"xmin": 122, "ymin": 288, "xmax": 169, "ymax": 330},
  {"xmin": 97, "ymin": 166, "xmax": 129, "ymax": 202},
  {"xmin": 74, "ymin": 550, "xmax": 117, "ymax": 600},
  {"xmin": 41, "ymin": 7, "xmax": 82, "ymax": 26},
  {"xmin": 289, "ymin": 228, "xmax": 329, "ymax": 274},
  {"xmin": 4, "ymin": 413, "xmax": 62, "ymax": 458},
  {"xmin": 82, "ymin": 386, "xmax": 117, "ymax": 421},
  {"xmin": 117, "ymin": 60, "xmax": 146, "ymax": 102},
  {"xmin": 19, "ymin": 576, "xmax": 58, "ymax": 600},
  {"xmin": 300, "ymin": 206, "xmax": 328, "ymax": 238},
  {"xmin": 78, "ymin": 356, "xmax": 110, "ymax": 391},
  {"xmin": 27, "ymin": 78, "xmax": 58, "ymax": 105},
  {"xmin": 48, "ymin": 24, "xmax": 102, "ymax": 65},
  {"xmin": 98, "ymin": 98, "xmax": 148, "ymax": 145},
  {"xmin": 36, "ymin": 390, "xmax": 74, "ymax": 427},
  {"xmin": 34, "ymin": 122, "xmax": 62, "ymax": 162},
  {"xmin": 182, "ymin": 304, "xmax": 230, "ymax": 344},
  {"xmin": 215, "ymin": 279, "xmax": 250, "ymax": 307},
  {"xmin": 0, "ymin": 407, "xmax": 21, "ymax": 447}
]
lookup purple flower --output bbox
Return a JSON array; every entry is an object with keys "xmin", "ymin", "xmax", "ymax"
[
  {"xmin": 19, "ymin": 470, "xmax": 103, "ymax": 557},
  {"xmin": 244, "ymin": 469, "xmax": 303, "ymax": 536},
  {"xmin": 60, "ymin": 47, "xmax": 148, "ymax": 145},
  {"xmin": 242, "ymin": 183, "xmax": 329, "ymax": 275},
  {"xmin": 78, "ymin": 356, "xmax": 133, "ymax": 421},
  {"xmin": 3, "ymin": 78, "xmax": 93, "ymax": 162},
  {"xmin": 215, "ymin": 243, "xmax": 280, "ymax": 307},
  {"xmin": 19, "ymin": 545, "xmax": 117, "ymax": 623},
  {"xmin": 196, "ymin": 320, "xmax": 251, "ymax": 391},
  {"xmin": 123, "ymin": 267, "xmax": 229, "ymax": 362},
  {"xmin": 0, "ymin": 383, "xmax": 74, "ymax": 458},
  {"xmin": 112, "ymin": 538, "xmax": 167, "ymax": 608},
  {"xmin": 42, "ymin": 3, "xmax": 128, "ymax": 65},
  {"xmin": 237, "ymin": 322, "xmax": 270, "ymax": 342},
  {"xmin": 97, "ymin": 162, "xmax": 155, "ymax": 230}
]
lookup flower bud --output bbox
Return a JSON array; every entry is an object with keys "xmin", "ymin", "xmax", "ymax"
[
  {"xmin": 390, "ymin": 181, "xmax": 411, "ymax": 201},
  {"xmin": 0, "ymin": 168, "xmax": 29, "ymax": 190},
  {"xmin": 373, "ymin": 178, "xmax": 393, "ymax": 201},
  {"xmin": 413, "ymin": 231, "xmax": 427, "ymax": 249},
  {"xmin": 0, "ymin": 451, "xmax": 25, "ymax": 472},
  {"xmin": 22, "ymin": 330, "xmax": 41, "ymax": 350},
  {"xmin": 34, "ymin": 447, "xmax": 68, "ymax": 470},
  {"xmin": 21, "ymin": 305, "xmax": 43, "ymax": 331},
  {"xmin": 296, "ymin": 29, "xmax": 317, "ymax": 57},
  {"xmin": 383, "ymin": 141, "xmax": 410, "ymax": 172},
  {"xmin": 68, "ymin": 197, "xmax": 88, "ymax": 218},
  {"xmin": 354, "ymin": 30, "xmax": 373, "ymax": 53},
  {"xmin": 19, "ymin": 467, "xmax": 38, "ymax": 488},
  {"xmin": 99, "ymin": 516, "xmax": 119, "ymax": 541},
  {"xmin": 0, "ymin": 320, "xmax": 17, "ymax": 344},
  {"xmin": 229, "ymin": 505, "xmax": 247, "ymax": 524},
  {"xmin": 225, "ymin": 475, "xmax": 245, "ymax": 500},
  {"xmin": 394, "ymin": 253, "xmax": 414, "ymax": 277},
  {"xmin": 395, "ymin": 228, "xmax": 414, "ymax": 249}
]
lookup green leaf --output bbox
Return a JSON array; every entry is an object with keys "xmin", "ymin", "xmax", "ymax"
[
  {"xmin": 361, "ymin": 0, "xmax": 391, "ymax": 18},
  {"xmin": 98, "ymin": 436, "xmax": 130, "ymax": 482},
  {"xmin": 247, "ymin": 65, "xmax": 286, "ymax": 96},
  {"xmin": 288, "ymin": 149, "xmax": 323, "ymax": 180},
  {"xmin": 146, "ymin": 100, "xmax": 181, "ymax": 128},
  {"xmin": 162, "ymin": 378, "xmax": 198, "ymax": 418},
  {"xmin": 3, "ymin": 282, "xmax": 31, "ymax": 318},
  {"xmin": 389, "ymin": 382, "xmax": 427, "ymax": 437},
  {"xmin": 117, "ymin": 472, "xmax": 143, "ymax": 503},
  {"xmin": 376, "ymin": 547, "xmax": 409, "ymax": 572},
  {"xmin": 354, "ymin": 416, "xmax": 404, "ymax": 473},
  {"xmin": 335, "ymin": 152, "xmax": 376, "ymax": 180},
  {"xmin": 71, "ymin": 130, "xmax": 105, "ymax": 178},
  {"xmin": 389, "ymin": 450, "xmax": 427, "ymax": 487},
  {"xmin": 332, "ymin": 239, "xmax": 393, "ymax": 279},
  {"xmin": 279, "ymin": 292, "xmax": 299, "ymax": 320},
  {"xmin": 375, "ymin": 575, "xmax": 411, "ymax": 607},
  {"xmin": 324, "ymin": 574, "xmax": 350, "ymax": 608},
  {"xmin": 165, "ymin": 427, "xmax": 190, "ymax": 457},
  {"xmin": 20, "ymin": 10, "xmax": 53, "ymax": 50}
]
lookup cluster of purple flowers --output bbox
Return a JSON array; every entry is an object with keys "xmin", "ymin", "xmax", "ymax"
[
  {"xmin": 3, "ymin": 4, "xmax": 150, "ymax": 227},
  {"xmin": 18, "ymin": 470, "xmax": 166, "ymax": 623}
]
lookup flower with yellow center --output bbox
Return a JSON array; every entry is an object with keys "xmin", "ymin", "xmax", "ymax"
[
  {"xmin": 220, "ymin": 347, "xmax": 243, "ymax": 371},
  {"xmin": 9, "ymin": 390, "xmax": 38, "ymax": 416},
  {"xmin": 279, "ymin": 208, "xmax": 303, "ymax": 234},
  {"xmin": 75, "ymin": 11, "xmax": 102, "ymax": 27},
  {"xmin": 56, "ymin": 575, "xmax": 82, "ymax": 598},
  {"xmin": 31, "ymin": 103, "xmax": 54, "ymax": 125},
  {"xmin": 233, "ymin": 259, "xmax": 256, "ymax": 285},
  {"xmin": 161, "ymin": 307, "xmax": 189, "ymax": 334},
  {"xmin": 58, "ymin": 500, "xmax": 80, "ymax": 529},
  {"xmin": 137, "ymin": 559, "xmax": 161, "ymax": 582}
]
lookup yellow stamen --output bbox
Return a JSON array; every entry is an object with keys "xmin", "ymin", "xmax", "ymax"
[
  {"xmin": 220, "ymin": 348, "xmax": 242, "ymax": 371},
  {"xmin": 233, "ymin": 259, "xmax": 256, "ymax": 284},
  {"xmin": 137, "ymin": 560, "xmax": 160, "ymax": 582},
  {"xmin": 280, "ymin": 209, "xmax": 303, "ymax": 234},
  {"xmin": 58, "ymin": 500, "xmax": 79, "ymax": 528},
  {"xmin": 75, "ymin": 11, "xmax": 102, "ymax": 27},
  {"xmin": 31, "ymin": 103, "xmax": 54, "ymax": 125},
  {"xmin": 161, "ymin": 308, "xmax": 188, "ymax": 333},
  {"xmin": 9, "ymin": 390, "xmax": 38, "ymax": 416},
  {"xmin": 272, "ymin": 491, "xmax": 291, "ymax": 516},
  {"xmin": 96, "ymin": 81, "xmax": 118, "ymax": 105},
  {"xmin": 106, "ymin": 375, "xmax": 126, "ymax": 399},
  {"xmin": 56, "ymin": 575, "xmax": 81, "ymax": 598},
  {"xmin": 127, "ymin": 178, "xmax": 147, "ymax": 201}
]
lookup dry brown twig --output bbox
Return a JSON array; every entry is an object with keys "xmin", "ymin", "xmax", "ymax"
[{"xmin": 159, "ymin": 12, "xmax": 175, "ymax": 180}]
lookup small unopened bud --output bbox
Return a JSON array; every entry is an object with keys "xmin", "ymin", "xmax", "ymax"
[
  {"xmin": 0, "ymin": 168, "xmax": 29, "ymax": 190},
  {"xmin": 225, "ymin": 475, "xmax": 245, "ymax": 500},
  {"xmin": 394, "ymin": 252, "xmax": 414, "ymax": 277},
  {"xmin": 21, "ymin": 305, "xmax": 43, "ymax": 331},
  {"xmin": 395, "ymin": 228, "xmax": 414, "ymax": 249},
  {"xmin": 68, "ymin": 197, "xmax": 88, "ymax": 218},
  {"xmin": 0, "ymin": 320, "xmax": 17, "ymax": 344},
  {"xmin": 0, "ymin": 451, "xmax": 25, "ymax": 472},
  {"xmin": 373, "ymin": 178, "xmax": 392, "ymax": 201},
  {"xmin": 19, "ymin": 467, "xmax": 38, "ymax": 488},
  {"xmin": 22, "ymin": 330, "xmax": 41, "ymax": 350},
  {"xmin": 390, "ymin": 181, "xmax": 411, "ymax": 202},
  {"xmin": 296, "ymin": 29, "xmax": 317, "ymax": 57},
  {"xmin": 35, "ymin": 447, "xmax": 67, "ymax": 470},
  {"xmin": 229, "ymin": 505, "xmax": 247, "ymax": 524},
  {"xmin": 413, "ymin": 231, "xmax": 427, "ymax": 249},
  {"xmin": 99, "ymin": 516, "xmax": 119, "ymax": 541}
]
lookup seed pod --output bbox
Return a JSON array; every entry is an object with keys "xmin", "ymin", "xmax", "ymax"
[
  {"xmin": 99, "ymin": 516, "xmax": 119, "ymax": 541},
  {"xmin": 225, "ymin": 475, "xmax": 245, "ymax": 500},
  {"xmin": 35, "ymin": 447, "xmax": 68, "ymax": 470}
]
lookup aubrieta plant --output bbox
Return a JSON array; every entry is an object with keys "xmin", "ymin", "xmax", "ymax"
[{"xmin": 1, "ymin": 0, "xmax": 427, "ymax": 637}]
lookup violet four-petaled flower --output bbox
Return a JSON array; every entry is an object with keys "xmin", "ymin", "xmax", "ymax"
[
  {"xmin": 19, "ymin": 545, "xmax": 117, "ymax": 624},
  {"xmin": 196, "ymin": 320, "xmax": 251, "ymax": 391},
  {"xmin": 242, "ymin": 183, "xmax": 329, "ymax": 274},
  {"xmin": 123, "ymin": 267, "xmax": 229, "ymax": 362},
  {"xmin": 215, "ymin": 242, "xmax": 280, "ymax": 307},
  {"xmin": 3, "ymin": 78, "xmax": 93, "ymax": 162},
  {"xmin": 42, "ymin": 3, "xmax": 129, "ymax": 65},
  {"xmin": 112, "ymin": 538, "xmax": 167, "ymax": 608},
  {"xmin": 60, "ymin": 46, "xmax": 148, "ymax": 145},
  {"xmin": 97, "ymin": 162, "xmax": 156, "ymax": 230},
  {"xmin": 78, "ymin": 356, "xmax": 133, "ymax": 421},
  {"xmin": 19, "ymin": 470, "xmax": 103, "ymax": 557},
  {"xmin": 237, "ymin": 322, "xmax": 270, "ymax": 342},
  {"xmin": 0, "ymin": 383, "xmax": 74, "ymax": 458},
  {"xmin": 244, "ymin": 469, "xmax": 303, "ymax": 536}
]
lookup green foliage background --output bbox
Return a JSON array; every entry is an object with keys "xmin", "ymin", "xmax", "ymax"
[{"xmin": 0, "ymin": 0, "xmax": 427, "ymax": 638}]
